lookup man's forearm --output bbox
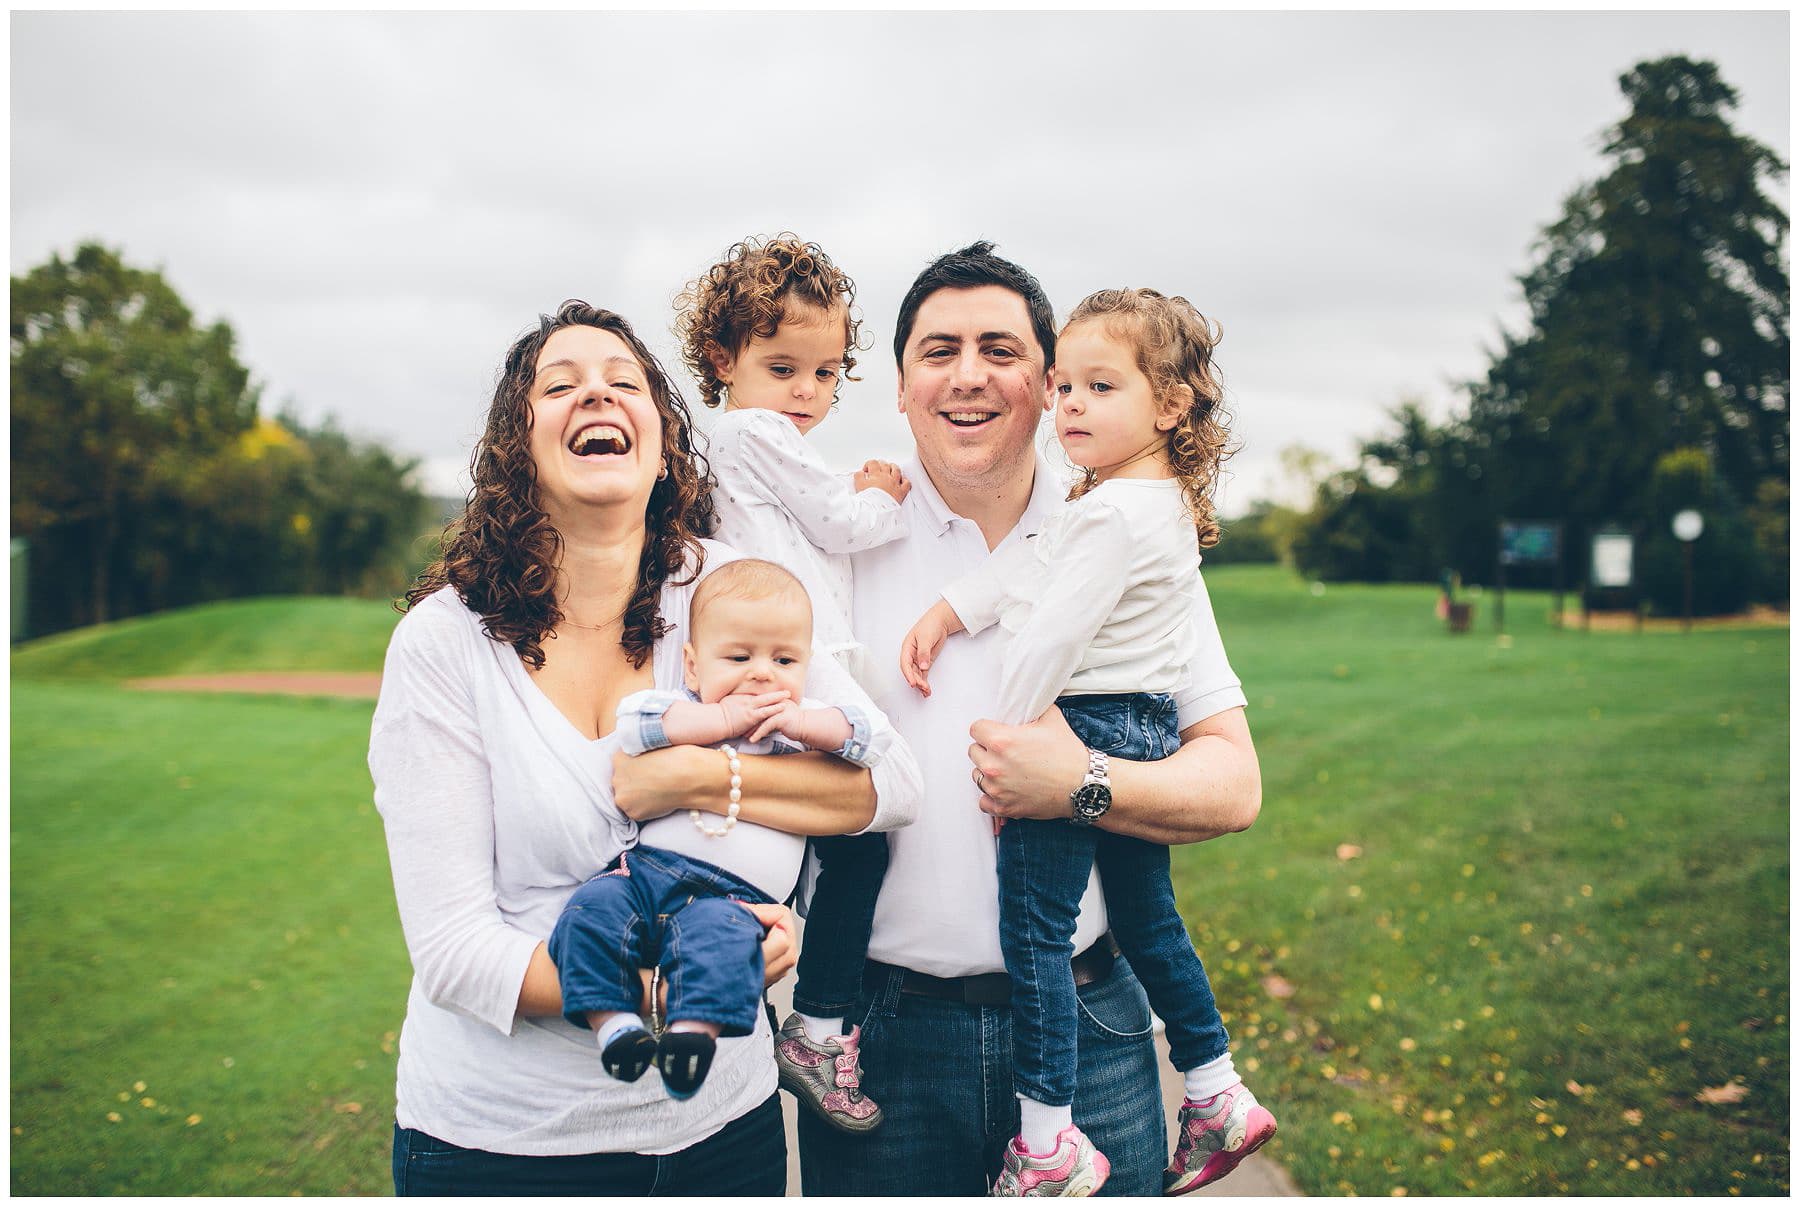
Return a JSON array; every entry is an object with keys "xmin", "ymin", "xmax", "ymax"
[
  {"xmin": 1099, "ymin": 709, "xmax": 1262, "ymax": 846},
  {"xmin": 969, "ymin": 704, "xmax": 1260, "ymax": 846}
]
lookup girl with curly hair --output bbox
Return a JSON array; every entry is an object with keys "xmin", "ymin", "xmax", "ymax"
[
  {"xmin": 900, "ymin": 289, "xmax": 1277, "ymax": 1197},
  {"xmin": 371, "ymin": 302, "xmax": 918, "ymax": 1195},
  {"xmin": 674, "ymin": 236, "xmax": 914, "ymax": 1134}
]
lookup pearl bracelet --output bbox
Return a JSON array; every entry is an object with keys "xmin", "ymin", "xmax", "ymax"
[{"xmin": 692, "ymin": 743, "xmax": 742, "ymax": 837}]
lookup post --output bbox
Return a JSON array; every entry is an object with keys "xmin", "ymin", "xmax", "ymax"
[
  {"xmin": 1495, "ymin": 554, "xmax": 1506, "ymax": 633},
  {"xmin": 1552, "ymin": 524, "xmax": 1565, "ymax": 628},
  {"xmin": 1682, "ymin": 541, "xmax": 1694, "ymax": 633}
]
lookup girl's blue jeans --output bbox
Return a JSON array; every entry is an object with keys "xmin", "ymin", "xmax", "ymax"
[{"xmin": 1000, "ymin": 691, "xmax": 1231, "ymax": 1106}]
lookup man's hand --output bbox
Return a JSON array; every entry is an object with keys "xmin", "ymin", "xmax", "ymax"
[
  {"xmin": 968, "ymin": 706, "xmax": 1087, "ymax": 824},
  {"xmin": 741, "ymin": 901, "xmax": 798, "ymax": 986},
  {"xmin": 854, "ymin": 459, "xmax": 912, "ymax": 504},
  {"xmin": 900, "ymin": 598, "xmax": 965, "ymax": 697}
]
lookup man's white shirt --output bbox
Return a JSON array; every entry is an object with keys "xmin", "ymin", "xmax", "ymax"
[{"xmin": 846, "ymin": 453, "xmax": 1248, "ymax": 978}]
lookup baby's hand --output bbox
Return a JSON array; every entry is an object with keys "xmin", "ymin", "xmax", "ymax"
[
  {"xmin": 716, "ymin": 691, "xmax": 791, "ymax": 739},
  {"xmin": 746, "ymin": 698, "xmax": 803, "ymax": 745},
  {"xmin": 855, "ymin": 459, "xmax": 911, "ymax": 504},
  {"xmin": 899, "ymin": 598, "xmax": 964, "ymax": 697}
]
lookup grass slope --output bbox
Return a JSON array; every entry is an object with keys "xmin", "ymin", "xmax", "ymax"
[
  {"xmin": 8, "ymin": 575, "xmax": 1790, "ymax": 1194},
  {"xmin": 11, "ymin": 596, "xmax": 401, "ymax": 682}
]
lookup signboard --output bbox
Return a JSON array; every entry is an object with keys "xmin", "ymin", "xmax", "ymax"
[
  {"xmin": 1590, "ymin": 531, "xmax": 1634, "ymax": 589},
  {"xmin": 1499, "ymin": 521, "xmax": 1561, "ymax": 566}
]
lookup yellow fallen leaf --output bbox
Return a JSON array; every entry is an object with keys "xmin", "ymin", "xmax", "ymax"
[
  {"xmin": 1565, "ymin": 1080, "xmax": 1585, "ymax": 1096},
  {"xmin": 139, "ymin": 1097, "xmax": 156, "ymax": 1108},
  {"xmin": 1623, "ymin": 1109, "xmax": 1644, "ymax": 1125},
  {"xmin": 106, "ymin": 1112, "xmax": 121, "ymax": 1123},
  {"xmin": 1262, "ymin": 974, "xmax": 1296, "ymax": 999},
  {"xmin": 1399, "ymin": 1037, "xmax": 1416, "ymax": 1051},
  {"xmin": 133, "ymin": 1081, "xmax": 147, "ymax": 1093},
  {"xmin": 186, "ymin": 1114, "xmax": 202, "ymax": 1126},
  {"xmin": 1696, "ymin": 1083, "xmax": 1749, "ymax": 1105},
  {"xmin": 334, "ymin": 1101, "xmax": 364, "ymax": 1114},
  {"xmin": 1336, "ymin": 844, "xmax": 1363, "ymax": 862}
]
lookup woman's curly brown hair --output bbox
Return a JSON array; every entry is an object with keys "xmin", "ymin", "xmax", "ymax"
[
  {"xmin": 405, "ymin": 301, "xmax": 716, "ymax": 669},
  {"xmin": 1064, "ymin": 288, "xmax": 1237, "ymax": 550},
  {"xmin": 674, "ymin": 234, "xmax": 865, "ymax": 409}
]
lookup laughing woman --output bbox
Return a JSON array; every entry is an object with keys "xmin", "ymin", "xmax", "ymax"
[{"xmin": 369, "ymin": 302, "xmax": 918, "ymax": 1195}]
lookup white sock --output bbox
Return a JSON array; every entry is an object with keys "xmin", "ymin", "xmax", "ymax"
[
  {"xmin": 1017, "ymin": 1095, "xmax": 1073, "ymax": 1154},
  {"xmin": 797, "ymin": 1012, "xmax": 847, "ymax": 1044},
  {"xmin": 1183, "ymin": 1051, "xmax": 1239, "ymax": 1102},
  {"xmin": 594, "ymin": 1012, "xmax": 646, "ymax": 1051}
]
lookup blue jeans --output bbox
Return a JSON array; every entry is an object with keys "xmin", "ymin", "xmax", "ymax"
[
  {"xmin": 792, "ymin": 831, "xmax": 889, "ymax": 1017},
  {"xmin": 391, "ymin": 1093, "xmax": 785, "ymax": 1195},
  {"xmin": 548, "ymin": 846, "xmax": 772, "ymax": 1037},
  {"xmin": 1001, "ymin": 693, "xmax": 1229, "ymax": 1105},
  {"xmin": 795, "ymin": 958, "xmax": 1166, "ymax": 1195}
]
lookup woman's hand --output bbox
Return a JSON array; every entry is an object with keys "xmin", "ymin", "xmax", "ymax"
[
  {"xmin": 968, "ymin": 705, "xmax": 1087, "ymax": 824},
  {"xmin": 612, "ymin": 745, "xmax": 717, "ymax": 822},
  {"xmin": 742, "ymin": 901, "xmax": 798, "ymax": 986}
]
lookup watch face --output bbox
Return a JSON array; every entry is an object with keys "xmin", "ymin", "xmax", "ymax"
[{"xmin": 1072, "ymin": 783, "xmax": 1111, "ymax": 818}]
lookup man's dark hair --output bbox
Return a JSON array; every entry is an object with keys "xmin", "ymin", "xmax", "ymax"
[{"xmin": 891, "ymin": 240, "xmax": 1058, "ymax": 371}]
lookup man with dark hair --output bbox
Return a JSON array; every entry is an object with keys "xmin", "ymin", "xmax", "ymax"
[{"xmin": 796, "ymin": 242, "xmax": 1263, "ymax": 1196}]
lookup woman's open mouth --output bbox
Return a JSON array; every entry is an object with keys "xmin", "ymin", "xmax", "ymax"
[{"xmin": 567, "ymin": 423, "xmax": 632, "ymax": 458}]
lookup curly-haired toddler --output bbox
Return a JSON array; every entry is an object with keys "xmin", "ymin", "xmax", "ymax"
[
  {"xmin": 901, "ymin": 289, "xmax": 1279, "ymax": 1196},
  {"xmin": 676, "ymin": 235, "xmax": 908, "ymax": 1134}
]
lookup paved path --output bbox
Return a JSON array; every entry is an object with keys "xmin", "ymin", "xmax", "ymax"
[{"xmin": 768, "ymin": 924, "xmax": 1298, "ymax": 1197}]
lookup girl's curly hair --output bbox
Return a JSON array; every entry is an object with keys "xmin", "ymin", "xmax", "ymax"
[
  {"xmin": 674, "ymin": 234, "xmax": 864, "ymax": 409},
  {"xmin": 405, "ymin": 301, "xmax": 716, "ymax": 669},
  {"xmin": 1064, "ymin": 288, "xmax": 1237, "ymax": 550}
]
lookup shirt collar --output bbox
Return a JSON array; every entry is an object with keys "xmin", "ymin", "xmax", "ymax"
[{"xmin": 900, "ymin": 448, "xmax": 1071, "ymax": 542}]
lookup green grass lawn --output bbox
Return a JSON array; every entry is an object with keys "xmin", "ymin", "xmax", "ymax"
[{"xmin": 10, "ymin": 571, "xmax": 1789, "ymax": 1194}]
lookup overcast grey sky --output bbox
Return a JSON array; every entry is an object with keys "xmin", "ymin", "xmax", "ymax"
[{"xmin": 11, "ymin": 11, "xmax": 1789, "ymax": 513}]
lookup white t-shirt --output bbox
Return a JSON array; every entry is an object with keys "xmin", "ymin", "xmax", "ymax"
[
  {"xmin": 943, "ymin": 476, "xmax": 1198, "ymax": 725},
  {"xmin": 706, "ymin": 407, "xmax": 906, "ymax": 661},
  {"xmin": 368, "ymin": 540, "xmax": 920, "ymax": 1154},
  {"xmin": 848, "ymin": 457, "xmax": 1247, "ymax": 979}
]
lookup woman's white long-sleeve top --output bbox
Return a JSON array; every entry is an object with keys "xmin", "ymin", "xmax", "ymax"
[{"xmin": 368, "ymin": 540, "xmax": 919, "ymax": 1155}]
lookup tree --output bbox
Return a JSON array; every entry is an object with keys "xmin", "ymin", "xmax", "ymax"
[
  {"xmin": 12, "ymin": 244, "xmax": 258, "ymax": 625},
  {"xmin": 1465, "ymin": 57, "xmax": 1788, "ymax": 567}
]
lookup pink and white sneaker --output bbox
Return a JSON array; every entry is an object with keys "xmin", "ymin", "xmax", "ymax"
[
  {"xmin": 774, "ymin": 1012, "xmax": 882, "ymax": 1134},
  {"xmin": 992, "ymin": 1124, "xmax": 1111, "ymax": 1197},
  {"xmin": 1163, "ymin": 1083, "xmax": 1278, "ymax": 1195}
]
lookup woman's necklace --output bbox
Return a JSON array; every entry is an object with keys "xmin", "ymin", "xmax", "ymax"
[{"xmin": 556, "ymin": 607, "xmax": 625, "ymax": 633}]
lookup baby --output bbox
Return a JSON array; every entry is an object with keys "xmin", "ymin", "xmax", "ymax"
[{"xmin": 547, "ymin": 559, "xmax": 884, "ymax": 1100}]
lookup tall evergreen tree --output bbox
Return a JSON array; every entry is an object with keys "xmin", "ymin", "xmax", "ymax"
[{"xmin": 1467, "ymin": 56, "xmax": 1788, "ymax": 551}]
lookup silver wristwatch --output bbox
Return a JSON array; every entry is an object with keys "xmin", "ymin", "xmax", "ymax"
[{"xmin": 1069, "ymin": 747, "xmax": 1112, "ymax": 826}]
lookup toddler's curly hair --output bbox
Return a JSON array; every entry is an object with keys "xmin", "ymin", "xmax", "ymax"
[
  {"xmin": 1065, "ymin": 288, "xmax": 1237, "ymax": 550},
  {"xmin": 675, "ymin": 235, "xmax": 864, "ymax": 409}
]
